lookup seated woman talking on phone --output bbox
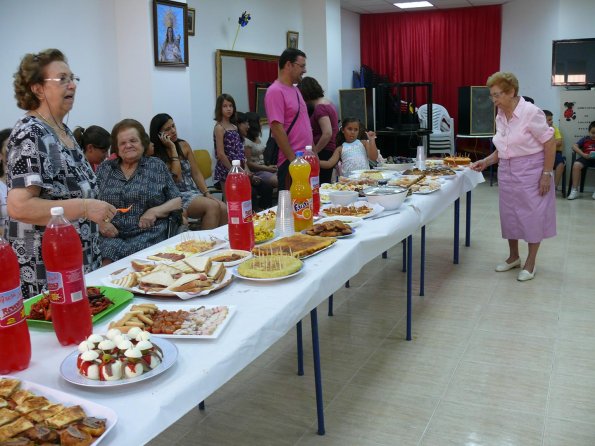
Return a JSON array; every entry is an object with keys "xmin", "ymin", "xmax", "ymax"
[{"xmin": 150, "ymin": 113, "xmax": 227, "ymax": 229}]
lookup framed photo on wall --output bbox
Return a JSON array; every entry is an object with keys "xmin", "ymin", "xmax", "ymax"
[
  {"xmin": 287, "ymin": 31, "xmax": 299, "ymax": 49},
  {"xmin": 187, "ymin": 8, "xmax": 196, "ymax": 36},
  {"xmin": 153, "ymin": 0, "xmax": 189, "ymax": 67}
]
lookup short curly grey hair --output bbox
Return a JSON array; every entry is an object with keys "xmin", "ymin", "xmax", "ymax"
[{"xmin": 486, "ymin": 71, "xmax": 519, "ymax": 97}]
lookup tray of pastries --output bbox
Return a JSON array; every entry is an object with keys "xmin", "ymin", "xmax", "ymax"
[{"xmin": 0, "ymin": 376, "xmax": 116, "ymax": 444}]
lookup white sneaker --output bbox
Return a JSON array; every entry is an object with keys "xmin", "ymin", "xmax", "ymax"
[{"xmin": 567, "ymin": 188, "xmax": 578, "ymax": 200}]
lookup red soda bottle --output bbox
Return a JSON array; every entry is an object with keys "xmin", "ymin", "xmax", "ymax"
[
  {"xmin": 225, "ymin": 160, "xmax": 255, "ymax": 251},
  {"xmin": 0, "ymin": 237, "xmax": 31, "ymax": 374},
  {"xmin": 303, "ymin": 146, "xmax": 320, "ymax": 216},
  {"xmin": 41, "ymin": 207, "xmax": 92, "ymax": 346}
]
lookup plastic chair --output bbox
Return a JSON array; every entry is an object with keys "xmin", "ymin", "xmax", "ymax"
[
  {"xmin": 193, "ymin": 149, "xmax": 222, "ymax": 196},
  {"xmin": 417, "ymin": 104, "xmax": 455, "ymax": 156}
]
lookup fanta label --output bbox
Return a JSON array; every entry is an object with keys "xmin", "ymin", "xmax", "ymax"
[
  {"xmin": 0, "ymin": 286, "xmax": 25, "ymax": 328},
  {"xmin": 228, "ymin": 200, "xmax": 253, "ymax": 225},
  {"xmin": 292, "ymin": 198, "xmax": 313, "ymax": 220},
  {"xmin": 47, "ymin": 268, "xmax": 86, "ymax": 305}
]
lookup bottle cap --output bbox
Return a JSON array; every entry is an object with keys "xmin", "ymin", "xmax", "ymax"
[
  {"xmin": 296, "ymin": 151, "xmax": 304, "ymax": 157},
  {"xmin": 305, "ymin": 145, "xmax": 312, "ymax": 151},
  {"xmin": 50, "ymin": 207, "xmax": 65, "ymax": 216},
  {"xmin": 232, "ymin": 160, "xmax": 241, "ymax": 166}
]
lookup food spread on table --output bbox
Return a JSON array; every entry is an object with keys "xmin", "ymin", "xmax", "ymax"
[
  {"xmin": 444, "ymin": 155, "xmax": 471, "ymax": 166},
  {"xmin": 108, "ymin": 303, "xmax": 231, "ymax": 336},
  {"xmin": 321, "ymin": 204, "xmax": 374, "ymax": 217},
  {"xmin": 304, "ymin": 220, "xmax": 353, "ymax": 237},
  {"xmin": 108, "ymin": 254, "xmax": 230, "ymax": 296},
  {"xmin": 27, "ymin": 287, "xmax": 112, "ymax": 321},
  {"xmin": 237, "ymin": 255, "xmax": 303, "ymax": 279},
  {"xmin": 253, "ymin": 210, "xmax": 276, "ymax": 243},
  {"xmin": 0, "ymin": 377, "xmax": 108, "ymax": 444},
  {"xmin": 146, "ymin": 236, "xmax": 224, "ymax": 261},
  {"xmin": 252, "ymin": 234, "xmax": 336, "ymax": 258},
  {"xmin": 76, "ymin": 330, "xmax": 163, "ymax": 381}
]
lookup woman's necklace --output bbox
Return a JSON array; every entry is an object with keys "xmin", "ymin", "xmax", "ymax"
[{"xmin": 35, "ymin": 110, "xmax": 67, "ymax": 136}]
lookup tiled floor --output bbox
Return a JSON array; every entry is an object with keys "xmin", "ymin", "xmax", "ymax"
[{"xmin": 148, "ymin": 181, "xmax": 595, "ymax": 446}]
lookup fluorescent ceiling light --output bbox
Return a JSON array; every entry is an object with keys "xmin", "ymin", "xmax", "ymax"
[{"xmin": 394, "ymin": 1, "xmax": 434, "ymax": 9}]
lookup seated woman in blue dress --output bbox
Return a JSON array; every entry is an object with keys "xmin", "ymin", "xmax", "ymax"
[{"xmin": 96, "ymin": 119, "xmax": 181, "ymax": 264}]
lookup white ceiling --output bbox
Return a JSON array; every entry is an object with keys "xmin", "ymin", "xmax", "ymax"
[{"xmin": 340, "ymin": 0, "xmax": 509, "ymax": 14}]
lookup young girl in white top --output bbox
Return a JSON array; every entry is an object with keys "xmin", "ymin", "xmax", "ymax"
[{"xmin": 319, "ymin": 117, "xmax": 378, "ymax": 177}]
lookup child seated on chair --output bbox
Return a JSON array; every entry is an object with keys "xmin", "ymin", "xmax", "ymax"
[
  {"xmin": 567, "ymin": 120, "xmax": 595, "ymax": 200},
  {"xmin": 319, "ymin": 117, "xmax": 378, "ymax": 178},
  {"xmin": 543, "ymin": 110, "xmax": 565, "ymax": 192}
]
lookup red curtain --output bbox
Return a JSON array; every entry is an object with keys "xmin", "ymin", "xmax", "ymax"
[
  {"xmin": 245, "ymin": 59, "xmax": 278, "ymax": 112},
  {"xmin": 360, "ymin": 6, "xmax": 501, "ymax": 133}
]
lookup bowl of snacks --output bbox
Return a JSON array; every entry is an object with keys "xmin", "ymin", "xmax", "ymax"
[
  {"xmin": 363, "ymin": 185, "xmax": 407, "ymax": 211},
  {"xmin": 327, "ymin": 190, "xmax": 359, "ymax": 206}
]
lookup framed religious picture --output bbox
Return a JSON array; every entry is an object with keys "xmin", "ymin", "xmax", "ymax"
[
  {"xmin": 153, "ymin": 0, "xmax": 189, "ymax": 67},
  {"xmin": 187, "ymin": 8, "xmax": 196, "ymax": 36},
  {"xmin": 287, "ymin": 31, "xmax": 299, "ymax": 49}
]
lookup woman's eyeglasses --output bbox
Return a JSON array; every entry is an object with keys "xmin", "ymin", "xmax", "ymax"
[
  {"xmin": 489, "ymin": 91, "xmax": 505, "ymax": 100},
  {"xmin": 44, "ymin": 74, "xmax": 80, "ymax": 86}
]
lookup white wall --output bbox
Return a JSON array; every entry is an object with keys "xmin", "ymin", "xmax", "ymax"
[
  {"xmin": 0, "ymin": 0, "xmax": 120, "ymax": 131},
  {"xmin": 501, "ymin": 0, "xmax": 595, "ymax": 128},
  {"xmin": 340, "ymin": 9, "xmax": 361, "ymax": 90}
]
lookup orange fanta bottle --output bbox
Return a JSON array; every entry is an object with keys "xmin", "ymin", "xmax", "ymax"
[{"xmin": 289, "ymin": 151, "xmax": 313, "ymax": 232}]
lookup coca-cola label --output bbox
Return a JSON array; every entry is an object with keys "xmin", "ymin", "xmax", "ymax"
[
  {"xmin": 0, "ymin": 286, "xmax": 26, "ymax": 328},
  {"xmin": 310, "ymin": 176, "xmax": 320, "ymax": 191},
  {"xmin": 292, "ymin": 198, "xmax": 313, "ymax": 220},
  {"xmin": 227, "ymin": 200, "xmax": 253, "ymax": 225},
  {"xmin": 46, "ymin": 268, "xmax": 86, "ymax": 305}
]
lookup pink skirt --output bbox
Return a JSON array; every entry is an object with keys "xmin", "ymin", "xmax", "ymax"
[{"xmin": 498, "ymin": 151, "xmax": 556, "ymax": 243}]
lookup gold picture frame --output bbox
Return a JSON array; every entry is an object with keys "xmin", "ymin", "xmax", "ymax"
[
  {"xmin": 287, "ymin": 31, "xmax": 299, "ymax": 49},
  {"xmin": 187, "ymin": 8, "xmax": 196, "ymax": 36}
]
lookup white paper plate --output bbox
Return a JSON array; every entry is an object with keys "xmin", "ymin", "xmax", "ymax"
[
  {"xmin": 320, "ymin": 202, "xmax": 384, "ymax": 219},
  {"xmin": 301, "ymin": 228, "xmax": 356, "ymax": 239},
  {"xmin": 60, "ymin": 337, "xmax": 178, "ymax": 387},
  {"xmin": 231, "ymin": 264, "xmax": 304, "ymax": 282},
  {"xmin": 111, "ymin": 303, "xmax": 236, "ymax": 339},
  {"xmin": 375, "ymin": 162, "xmax": 415, "ymax": 171},
  {"xmin": 144, "ymin": 236, "xmax": 227, "ymax": 261},
  {"xmin": 316, "ymin": 216, "xmax": 363, "ymax": 228},
  {"xmin": 103, "ymin": 268, "xmax": 233, "ymax": 300},
  {"xmin": 206, "ymin": 249, "xmax": 252, "ymax": 266},
  {"xmin": 0, "ymin": 376, "xmax": 117, "ymax": 444}
]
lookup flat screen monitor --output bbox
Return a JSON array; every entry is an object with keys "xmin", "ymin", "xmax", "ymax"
[{"xmin": 551, "ymin": 38, "xmax": 595, "ymax": 87}]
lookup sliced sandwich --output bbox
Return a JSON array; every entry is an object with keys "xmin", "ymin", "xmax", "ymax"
[
  {"xmin": 138, "ymin": 270, "xmax": 174, "ymax": 292},
  {"xmin": 167, "ymin": 273, "xmax": 212, "ymax": 293},
  {"xmin": 183, "ymin": 255, "xmax": 212, "ymax": 273},
  {"xmin": 207, "ymin": 262, "xmax": 225, "ymax": 283}
]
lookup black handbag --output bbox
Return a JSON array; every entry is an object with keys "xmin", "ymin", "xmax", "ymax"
[{"xmin": 264, "ymin": 90, "xmax": 301, "ymax": 165}]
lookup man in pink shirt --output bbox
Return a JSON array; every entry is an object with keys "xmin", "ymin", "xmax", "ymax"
[{"xmin": 265, "ymin": 48, "xmax": 313, "ymax": 189}]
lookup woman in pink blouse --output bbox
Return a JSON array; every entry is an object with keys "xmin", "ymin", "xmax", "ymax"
[
  {"xmin": 298, "ymin": 77, "xmax": 339, "ymax": 184},
  {"xmin": 471, "ymin": 72, "xmax": 555, "ymax": 282}
]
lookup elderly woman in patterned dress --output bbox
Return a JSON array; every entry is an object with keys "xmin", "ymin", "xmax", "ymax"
[
  {"xmin": 471, "ymin": 72, "xmax": 555, "ymax": 282},
  {"xmin": 96, "ymin": 119, "xmax": 181, "ymax": 264},
  {"xmin": 6, "ymin": 49, "xmax": 116, "ymax": 299}
]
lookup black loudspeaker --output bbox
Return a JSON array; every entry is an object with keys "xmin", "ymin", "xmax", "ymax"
[{"xmin": 458, "ymin": 86, "xmax": 496, "ymax": 135}]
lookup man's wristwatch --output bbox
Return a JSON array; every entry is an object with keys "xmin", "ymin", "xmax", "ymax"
[{"xmin": 542, "ymin": 171, "xmax": 554, "ymax": 177}]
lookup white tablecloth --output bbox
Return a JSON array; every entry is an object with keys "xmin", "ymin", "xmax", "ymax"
[{"xmin": 12, "ymin": 168, "xmax": 484, "ymax": 445}]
